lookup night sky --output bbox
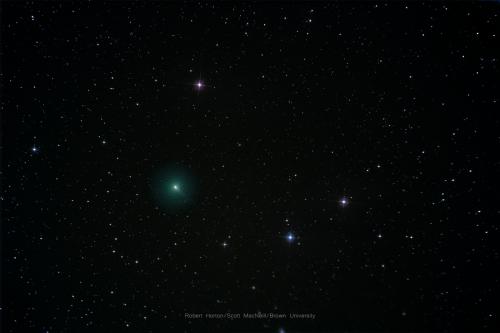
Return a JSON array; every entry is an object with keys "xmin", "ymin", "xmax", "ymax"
[{"xmin": 2, "ymin": 2, "xmax": 499, "ymax": 333}]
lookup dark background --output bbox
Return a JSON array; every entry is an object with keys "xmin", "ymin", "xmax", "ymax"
[{"xmin": 1, "ymin": 1, "xmax": 499, "ymax": 332}]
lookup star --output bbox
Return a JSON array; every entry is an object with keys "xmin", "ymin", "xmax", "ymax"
[
  {"xmin": 172, "ymin": 184, "xmax": 180, "ymax": 192},
  {"xmin": 339, "ymin": 197, "xmax": 349, "ymax": 207},
  {"xmin": 285, "ymin": 232, "xmax": 295, "ymax": 243},
  {"xmin": 194, "ymin": 80, "xmax": 204, "ymax": 90},
  {"xmin": 222, "ymin": 241, "xmax": 228, "ymax": 248},
  {"xmin": 31, "ymin": 145, "xmax": 38, "ymax": 153}
]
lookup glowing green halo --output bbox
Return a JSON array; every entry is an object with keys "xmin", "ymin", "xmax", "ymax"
[{"xmin": 151, "ymin": 165, "xmax": 197, "ymax": 212}]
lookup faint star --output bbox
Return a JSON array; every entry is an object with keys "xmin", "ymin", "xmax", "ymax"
[
  {"xmin": 222, "ymin": 241, "xmax": 228, "ymax": 248},
  {"xmin": 31, "ymin": 146, "xmax": 38, "ymax": 153},
  {"xmin": 172, "ymin": 184, "xmax": 180, "ymax": 191},
  {"xmin": 377, "ymin": 233, "xmax": 383, "ymax": 239}
]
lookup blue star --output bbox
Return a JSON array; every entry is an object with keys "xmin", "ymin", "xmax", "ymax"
[{"xmin": 285, "ymin": 232, "xmax": 295, "ymax": 243}]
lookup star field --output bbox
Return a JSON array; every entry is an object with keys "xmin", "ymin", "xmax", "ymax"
[{"xmin": 2, "ymin": 2, "xmax": 499, "ymax": 333}]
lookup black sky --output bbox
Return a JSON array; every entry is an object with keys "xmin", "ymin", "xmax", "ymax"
[{"xmin": 2, "ymin": 1, "xmax": 499, "ymax": 333}]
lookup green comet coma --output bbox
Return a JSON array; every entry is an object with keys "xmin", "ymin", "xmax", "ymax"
[{"xmin": 151, "ymin": 166, "xmax": 196, "ymax": 212}]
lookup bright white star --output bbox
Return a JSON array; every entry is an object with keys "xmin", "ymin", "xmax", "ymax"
[{"xmin": 194, "ymin": 80, "xmax": 204, "ymax": 90}]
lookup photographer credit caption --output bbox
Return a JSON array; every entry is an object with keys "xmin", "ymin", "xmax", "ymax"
[{"xmin": 185, "ymin": 312, "xmax": 316, "ymax": 320}]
